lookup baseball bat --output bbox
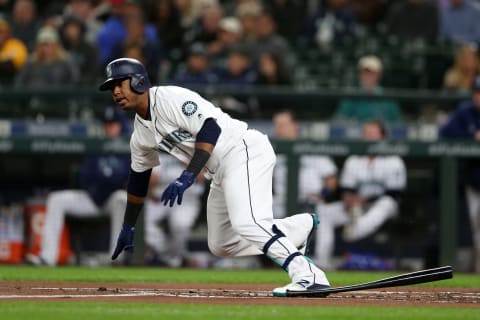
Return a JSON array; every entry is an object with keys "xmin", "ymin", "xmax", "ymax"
[{"xmin": 286, "ymin": 265, "xmax": 453, "ymax": 297}]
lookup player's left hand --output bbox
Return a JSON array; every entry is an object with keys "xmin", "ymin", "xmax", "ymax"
[
  {"xmin": 161, "ymin": 170, "xmax": 195, "ymax": 207},
  {"xmin": 111, "ymin": 225, "xmax": 135, "ymax": 260}
]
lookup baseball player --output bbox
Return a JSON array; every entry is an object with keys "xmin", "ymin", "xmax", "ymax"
[
  {"xmin": 272, "ymin": 109, "xmax": 338, "ymax": 219},
  {"xmin": 26, "ymin": 106, "xmax": 130, "ymax": 266},
  {"xmin": 315, "ymin": 120, "xmax": 407, "ymax": 269},
  {"xmin": 99, "ymin": 58, "xmax": 330, "ymax": 296},
  {"xmin": 144, "ymin": 154, "xmax": 204, "ymax": 267}
]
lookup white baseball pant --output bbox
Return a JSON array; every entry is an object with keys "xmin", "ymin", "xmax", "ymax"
[
  {"xmin": 144, "ymin": 194, "xmax": 200, "ymax": 266},
  {"xmin": 466, "ymin": 186, "xmax": 480, "ymax": 273},
  {"xmin": 206, "ymin": 129, "xmax": 328, "ymax": 283},
  {"xmin": 40, "ymin": 189, "xmax": 126, "ymax": 266},
  {"xmin": 315, "ymin": 195, "xmax": 398, "ymax": 269}
]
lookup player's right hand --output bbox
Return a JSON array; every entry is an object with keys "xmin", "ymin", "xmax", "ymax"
[{"xmin": 111, "ymin": 225, "xmax": 135, "ymax": 260}]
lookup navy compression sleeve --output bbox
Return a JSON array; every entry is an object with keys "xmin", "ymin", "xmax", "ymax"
[
  {"xmin": 196, "ymin": 118, "xmax": 221, "ymax": 145},
  {"xmin": 123, "ymin": 168, "xmax": 152, "ymax": 227},
  {"xmin": 185, "ymin": 118, "xmax": 221, "ymax": 175},
  {"xmin": 126, "ymin": 168, "xmax": 152, "ymax": 197}
]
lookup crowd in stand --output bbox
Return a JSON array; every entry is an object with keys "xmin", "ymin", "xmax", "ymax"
[{"xmin": 0, "ymin": 0, "xmax": 479, "ymax": 94}]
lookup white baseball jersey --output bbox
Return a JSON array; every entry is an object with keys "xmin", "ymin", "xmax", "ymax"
[
  {"xmin": 130, "ymin": 86, "xmax": 247, "ymax": 177},
  {"xmin": 340, "ymin": 155, "xmax": 406, "ymax": 198},
  {"xmin": 273, "ymin": 155, "xmax": 337, "ymax": 218}
]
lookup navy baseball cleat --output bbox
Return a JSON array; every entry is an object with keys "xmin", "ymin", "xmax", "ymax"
[{"xmin": 298, "ymin": 213, "xmax": 318, "ymax": 256}]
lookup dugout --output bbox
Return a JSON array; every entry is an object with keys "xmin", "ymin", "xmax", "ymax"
[{"xmin": 0, "ymin": 87, "xmax": 473, "ymax": 270}]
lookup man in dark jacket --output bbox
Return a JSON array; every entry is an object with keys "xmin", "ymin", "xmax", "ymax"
[
  {"xmin": 440, "ymin": 75, "xmax": 480, "ymax": 272},
  {"xmin": 26, "ymin": 106, "xmax": 131, "ymax": 266}
]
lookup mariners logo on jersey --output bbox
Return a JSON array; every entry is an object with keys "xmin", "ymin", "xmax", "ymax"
[{"xmin": 182, "ymin": 101, "xmax": 198, "ymax": 116}]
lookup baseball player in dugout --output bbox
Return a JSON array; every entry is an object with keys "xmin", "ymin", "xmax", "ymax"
[
  {"xmin": 315, "ymin": 120, "xmax": 407, "ymax": 269},
  {"xmin": 26, "ymin": 106, "xmax": 131, "ymax": 266},
  {"xmin": 99, "ymin": 57, "xmax": 330, "ymax": 296}
]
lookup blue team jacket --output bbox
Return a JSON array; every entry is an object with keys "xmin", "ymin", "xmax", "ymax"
[
  {"xmin": 79, "ymin": 154, "xmax": 130, "ymax": 206},
  {"xmin": 440, "ymin": 99, "xmax": 480, "ymax": 190}
]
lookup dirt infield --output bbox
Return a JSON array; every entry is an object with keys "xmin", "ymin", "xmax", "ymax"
[{"xmin": 0, "ymin": 281, "xmax": 479, "ymax": 307}]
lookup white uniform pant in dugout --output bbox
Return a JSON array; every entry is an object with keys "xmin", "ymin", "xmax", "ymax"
[
  {"xmin": 315, "ymin": 195, "xmax": 398, "ymax": 269},
  {"xmin": 466, "ymin": 186, "xmax": 480, "ymax": 273},
  {"xmin": 40, "ymin": 190, "xmax": 126, "ymax": 266},
  {"xmin": 206, "ymin": 129, "xmax": 328, "ymax": 284},
  {"xmin": 144, "ymin": 194, "xmax": 201, "ymax": 266}
]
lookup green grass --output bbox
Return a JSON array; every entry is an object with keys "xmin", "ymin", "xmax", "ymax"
[
  {"xmin": 0, "ymin": 265, "xmax": 479, "ymax": 320},
  {"xmin": 0, "ymin": 302, "xmax": 479, "ymax": 320},
  {"xmin": 0, "ymin": 265, "xmax": 478, "ymax": 288}
]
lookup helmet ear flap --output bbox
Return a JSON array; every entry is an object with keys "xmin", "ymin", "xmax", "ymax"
[{"xmin": 130, "ymin": 74, "xmax": 146, "ymax": 93}]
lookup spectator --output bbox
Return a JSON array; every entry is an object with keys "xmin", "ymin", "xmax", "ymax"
[
  {"xmin": 173, "ymin": 42, "xmax": 218, "ymax": 86},
  {"xmin": 439, "ymin": 0, "xmax": 480, "ymax": 44},
  {"xmin": 215, "ymin": 44, "xmax": 257, "ymax": 86},
  {"xmin": 96, "ymin": 0, "xmax": 157, "ymax": 67},
  {"xmin": 235, "ymin": 0, "xmax": 262, "ymax": 42},
  {"xmin": 213, "ymin": 44, "xmax": 258, "ymax": 116},
  {"xmin": 184, "ymin": 4, "xmax": 223, "ymax": 47},
  {"xmin": 63, "ymin": 0, "xmax": 104, "ymax": 46},
  {"xmin": 256, "ymin": 50, "xmax": 291, "ymax": 86},
  {"xmin": 0, "ymin": 16, "xmax": 28, "ymax": 86},
  {"xmin": 150, "ymin": 0, "xmax": 185, "ymax": 61},
  {"xmin": 306, "ymin": 0, "xmax": 357, "ymax": 48},
  {"xmin": 248, "ymin": 9, "xmax": 292, "ymax": 70},
  {"xmin": 315, "ymin": 120, "xmax": 407, "ymax": 269},
  {"xmin": 110, "ymin": 11, "xmax": 161, "ymax": 83},
  {"xmin": 333, "ymin": 55, "xmax": 403, "ymax": 126},
  {"xmin": 443, "ymin": 43, "xmax": 480, "ymax": 94},
  {"xmin": 10, "ymin": 0, "xmax": 41, "ymax": 52},
  {"xmin": 207, "ymin": 16, "xmax": 243, "ymax": 69},
  {"xmin": 272, "ymin": 109, "xmax": 339, "ymax": 220},
  {"xmin": 255, "ymin": 50, "xmax": 291, "ymax": 113},
  {"xmin": 439, "ymin": 75, "xmax": 480, "ymax": 272},
  {"xmin": 15, "ymin": 26, "xmax": 79, "ymax": 88},
  {"xmin": 25, "ymin": 106, "xmax": 131, "ymax": 266},
  {"xmin": 60, "ymin": 15, "xmax": 99, "ymax": 86},
  {"xmin": 144, "ymin": 155, "xmax": 205, "ymax": 267},
  {"xmin": 174, "ymin": 0, "xmax": 203, "ymax": 29},
  {"xmin": 385, "ymin": 0, "xmax": 438, "ymax": 41}
]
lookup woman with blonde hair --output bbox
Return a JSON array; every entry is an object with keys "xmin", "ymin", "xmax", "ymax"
[{"xmin": 444, "ymin": 44, "xmax": 480, "ymax": 94}]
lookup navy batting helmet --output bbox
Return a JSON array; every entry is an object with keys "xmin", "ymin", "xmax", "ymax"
[{"xmin": 99, "ymin": 58, "xmax": 150, "ymax": 93}]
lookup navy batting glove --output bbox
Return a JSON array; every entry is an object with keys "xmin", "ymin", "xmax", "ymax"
[
  {"xmin": 161, "ymin": 170, "xmax": 195, "ymax": 207},
  {"xmin": 111, "ymin": 225, "xmax": 135, "ymax": 260}
]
